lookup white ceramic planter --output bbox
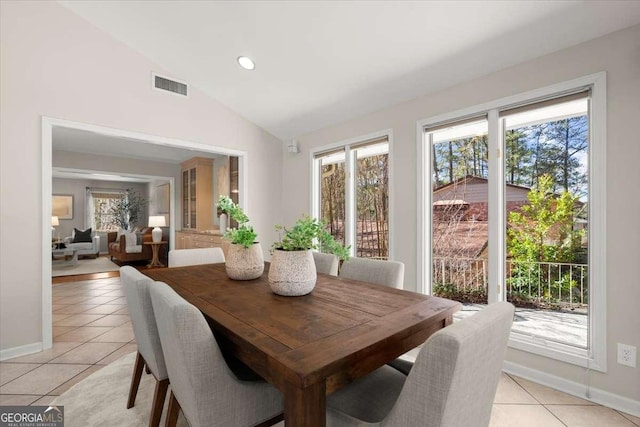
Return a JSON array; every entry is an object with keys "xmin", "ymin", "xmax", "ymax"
[
  {"xmin": 225, "ymin": 242, "xmax": 264, "ymax": 280},
  {"xmin": 219, "ymin": 213, "xmax": 228, "ymax": 233},
  {"xmin": 268, "ymin": 249, "xmax": 317, "ymax": 296}
]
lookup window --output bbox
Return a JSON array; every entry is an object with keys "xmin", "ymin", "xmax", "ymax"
[
  {"xmin": 419, "ymin": 74, "xmax": 606, "ymax": 370},
  {"xmin": 313, "ymin": 133, "xmax": 391, "ymax": 259},
  {"xmin": 502, "ymin": 94, "xmax": 589, "ymax": 349},
  {"xmin": 87, "ymin": 189, "xmax": 125, "ymax": 232},
  {"xmin": 429, "ymin": 118, "xmax": 489, "ymax": 306}
]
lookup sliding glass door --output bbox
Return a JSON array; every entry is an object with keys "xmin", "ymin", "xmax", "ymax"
[
  {"xmin": 501, "ymin": 94, "xmax": 589, "ymax": 348},
  {"xmin": 421, "ymin": 82, "xmax": 601, "ymax": 366}
]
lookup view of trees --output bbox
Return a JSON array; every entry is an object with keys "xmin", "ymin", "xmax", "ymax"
[
  {"xmin": 104, "ymin": 189, "xmax": 148, "ymax": 231},
  {"xmin": 432, "ymin": 116, "xmax": 588, "ymax": 197},
  {"xmin": 355, "ymin": 154, "xmax": 389, "ymax": 259},
  {"xmin": 507, "ymin": 175, "xmax": 587, "ymax": 306},
  {"xmin": 320, "ymin": 149, "xmax": 389, "ymax": 259},
  {"xmin": 431, "ymin": 113, "xmax": 589, "ymax": 309},
  {"xmin": 320, "ymin": 162, "xmax": 346, "ymax": 244}
]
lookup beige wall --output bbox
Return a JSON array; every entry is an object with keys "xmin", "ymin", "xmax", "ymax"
[
  {"xmin": 282, "ymin": 25, "xmax": 640, "ymax": 401},
  {"xmin": 0, "ymin": 2, "xmax": 283, "ymax": 351}
]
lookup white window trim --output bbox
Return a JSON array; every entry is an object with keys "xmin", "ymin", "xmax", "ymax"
[
  {"xmin": 310, "ymin": 129, "xmax": 395, "ymax": 260},
  {"xmin": 416, "ymin": 72, "xmax": 607, "ymax": 371},
  {"xmin": 87, "ymin": 188, "xmax": 127, "ymax": 233}
]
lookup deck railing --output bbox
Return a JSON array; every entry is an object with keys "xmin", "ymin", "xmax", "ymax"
[{"xmin": 432, "ymin": 257, "xmax": 588, "ymax": 308}]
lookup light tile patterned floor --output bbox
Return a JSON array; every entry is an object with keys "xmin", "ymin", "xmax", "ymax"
[{"xmin": 0, "ymin": 275, "xmax": 638, "ymax": 426}]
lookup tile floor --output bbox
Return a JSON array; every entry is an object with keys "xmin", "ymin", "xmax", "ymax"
[{"xmin": 0, "ymin": 275, "xmax": 638, "ymax": 427}]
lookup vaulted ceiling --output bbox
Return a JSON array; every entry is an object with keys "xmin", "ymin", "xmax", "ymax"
[{"xmin": 60, "ymin": 1, "xmax": 640, "ymax": 140}]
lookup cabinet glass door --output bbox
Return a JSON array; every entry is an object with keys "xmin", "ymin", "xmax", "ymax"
[
  {"xmin": 182, "ymin": 170, "xmax": 189, "ymax": 228},
  {"xmin": 190, "ymin": 168, "xmax": 197, "ymax": 229}
]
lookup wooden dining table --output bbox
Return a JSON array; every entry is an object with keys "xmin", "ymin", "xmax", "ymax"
[{"xmin": 144, "ymin": 262, "xmax": 461, "ymax": 427}]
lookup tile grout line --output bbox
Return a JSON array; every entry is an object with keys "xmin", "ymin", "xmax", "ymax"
[
  {"xmin": 540, "ymin": 404, "xmax": 570, "ymax": 427},
  {"xmin": 505, "ymin": 372, "xmax": 571, "ymax": 426}
]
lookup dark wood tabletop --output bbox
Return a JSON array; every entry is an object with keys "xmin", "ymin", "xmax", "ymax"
[{"xmin": 144, "ymin": 262, "xmax": 461, "ymax": 427}]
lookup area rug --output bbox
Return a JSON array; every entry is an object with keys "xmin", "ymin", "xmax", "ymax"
[
  {"xmin": 52, "ymin": 256, "xmax": 120, "ymax": 277},
  {"xmin": 51, "ymin": 352, "xmax": 189, "ymax": 426}
]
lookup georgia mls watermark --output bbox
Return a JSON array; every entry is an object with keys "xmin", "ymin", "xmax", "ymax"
[{"xmin": 0, "ymin": 406, "xmax": 64, "ymax": 427}]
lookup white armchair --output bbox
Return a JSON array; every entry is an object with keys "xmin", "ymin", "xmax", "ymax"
[{"xmin": 63, "ymin": 229, "xmax": 100, "ymax": 258}]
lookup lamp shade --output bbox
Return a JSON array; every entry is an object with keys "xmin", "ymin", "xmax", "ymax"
[
  {"xmin": 148, "ymin": 216, "xmax": 166, "ymax": 227},
  {"xmin": 51, "ymin": 216, "xmax": 60, "ymax": 227}
]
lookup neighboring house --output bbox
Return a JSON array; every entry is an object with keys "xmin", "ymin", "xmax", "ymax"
[
  {"xmin": 432, "ymin": 175, "xmax": 586, "ymax": 259},
  {"xmin": 432, "ymin": 176, "xmax": 530, "ymax": 259},
  {"xmin": 433, "ymin": 175, "xmax": 530, "ymax": 222}
]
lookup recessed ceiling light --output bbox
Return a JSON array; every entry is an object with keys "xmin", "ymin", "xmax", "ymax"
[{"xmin": 237, "ymin": 56, "xmax": 255, "ymax": 70}]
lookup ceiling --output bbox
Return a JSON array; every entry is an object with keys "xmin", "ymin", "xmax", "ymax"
[
  {"xmin": 53, "ymin": 127, "xmax": 224, "ymax": 164},
  {"xmin": 52, "ymin": 127, "xmax": 224, "ymax": 182},
  {"xmin": 59, "ymin": 1, "xmax": 640, "ymax": 140}
]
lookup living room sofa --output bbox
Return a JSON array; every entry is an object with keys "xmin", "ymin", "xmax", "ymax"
[
  {"xmin": 107, "ymin": 227, "xmax": 153, "ymax": 263},
  {"xmin": 63, "ymin": 230, "xmax": 100, "ymax": 259}
]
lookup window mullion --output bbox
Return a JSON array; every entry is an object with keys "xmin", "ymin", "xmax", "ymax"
[
  {"xmin": 487, "ymin": 109, "xmax": 505, "ymax": 303},
  {"xmin": 345, "ymin": 147, "xmax": 356, "ymax": 256}
]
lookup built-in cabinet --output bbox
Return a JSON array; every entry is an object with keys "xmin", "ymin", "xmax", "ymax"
[
  {"xmin": 181, "ymin": 157, "xmax": 213, "ymax": 231},
  {"xmin": 177, "ymin": 156, "xmax": 236, "ymax": 256},
  {"xmin": 175, "ymin": 230, "xmax": 229, "ymax": 257}
]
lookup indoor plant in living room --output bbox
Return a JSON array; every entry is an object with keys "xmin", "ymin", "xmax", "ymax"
[
  {"xmin": 220, "ymin": 196, "xmax": 264, "ymax": 280},
  {"xmin": 269, "ymin": 215, "xmax": 349, "ymax": 296},
  {"xmin": 108, "ymin": 188, "xmax": 148, "ymax": 231}
]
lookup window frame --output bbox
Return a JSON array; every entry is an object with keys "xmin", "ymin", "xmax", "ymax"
[
  {"xmin": 87, "ymin": 188, "xmax": 127, "ymax": 233},
  {"xmin": 417, "ymin": 73, "xmax": 607, "ymax": 371},
  {"xmin": 311, "ymin": 129, "xmax": 394, "ymax": 260}
]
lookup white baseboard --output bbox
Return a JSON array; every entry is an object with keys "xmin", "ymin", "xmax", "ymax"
[
  {"xmin": 0, "ymin": 342, "xmax": 43, "ymax": 361},
  {"xmin": 504, "ymin": 361, "xmax": 640, "ymax": 418}
]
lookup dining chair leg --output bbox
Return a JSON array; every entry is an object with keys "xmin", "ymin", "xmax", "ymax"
[
  {"xmin": 165, "ymin": 391, "xmax": 181, "ymax": 427},
  {"xmin": 127, "ymin": 351, "xmax": 145, "ymax": 409},
  {"xmin": 148, "ymin": 378, "xmax": 169, "ymax": 427},
  {"xmin": 145, "ymin": 365, "xmax": 151, "ymax": 374}
]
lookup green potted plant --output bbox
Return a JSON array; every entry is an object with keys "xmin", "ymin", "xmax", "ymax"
[
  {"xmin": 269, "ymin": 215, "xmax": 349, "ymax": 296},
  {"xmin": 218, "ymin": 196, "xmax": 264, "ymax": 280},
  {"xmin": 216, "ymin": 195, "xmax": 234, "ymax": 232}
]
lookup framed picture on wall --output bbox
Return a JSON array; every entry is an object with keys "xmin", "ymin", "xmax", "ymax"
[
  {"xmin": 157, "ymin": 183, "xmax": 170, "ymax": 214},
  {"xmin": 52, "ymin": 194, "xmax": 74, "ymax": 219}
]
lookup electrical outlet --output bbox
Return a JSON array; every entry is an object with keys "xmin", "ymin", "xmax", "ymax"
[{"xmin": 617, "ymin": 343, "xmax": 636, "ymax": 368}]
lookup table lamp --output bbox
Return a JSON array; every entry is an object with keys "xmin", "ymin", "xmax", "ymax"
[
  {"xmin": 148, "ymin": 215, "xmax": 166, "ymax": 243},
  {"xmin": 52, "ymin": 216, "xmax": 59, "ymax": 241}
]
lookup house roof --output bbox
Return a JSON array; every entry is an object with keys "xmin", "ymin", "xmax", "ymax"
[{"xmin": 433, "ymin": 175, "xmax": 532, "ymax": 194}]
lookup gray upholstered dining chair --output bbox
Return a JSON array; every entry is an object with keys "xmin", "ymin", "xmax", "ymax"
[
  {"xmin": 149, "ymin": 281, "xmax": 284, "ymax": 427},
  {"xmin": 326, "ymin": 302, "xmax": 515, "ymax": 427},
  {"xmin": 119, "ymin": 266, "xmax": 169, "ymax": 427},
  {"xmin": 339, "ymin": 257, "xmax": 404, "ymax": 288},
  {"xmin": 168, "ymin": 247, "xmax": 225, "ymax": 267},
  {"xmin": 339, "ymin": 257, "xmax": 405, "ymax": 372},
  {"xmin": 313, "ymin": 251, "xmax": 339, "ymax": 276}
]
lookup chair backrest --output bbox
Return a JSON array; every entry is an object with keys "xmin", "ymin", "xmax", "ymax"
[
  {"xmin": 385, "ymin": 302, "xmax": 515, "ymax": 427},
  {"xmin": 119, "ymin": 266, "xmax": 167, "ymax": 380},
  {"xmin": 312, "ymin": 252, "xmax": 339, "ymax": 276},
  {"xmin": 168, "ymin": 247, "xmax": 225, "ymax": 268},
  {"xmin": 339, "ymin": 257, "xmax": 404, "ymax": 288},
  {"xmin": 149, "ymin": 281, "xmax": 253, "ymax": 426}
]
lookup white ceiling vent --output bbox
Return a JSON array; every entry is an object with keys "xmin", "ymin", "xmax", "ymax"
[{"xmin": 152, "ymin": 72, "xmax": 189, "ymax": 97}]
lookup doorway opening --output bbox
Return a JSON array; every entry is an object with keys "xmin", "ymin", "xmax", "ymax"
[{"xmin": 42, "ymin": 117, "xmax": 248, "ymax": 350}]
